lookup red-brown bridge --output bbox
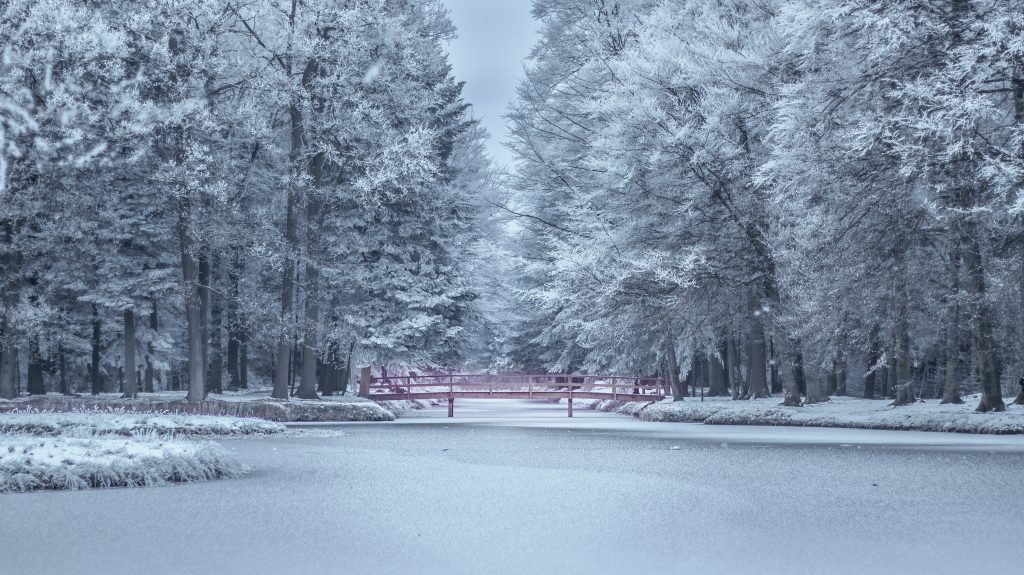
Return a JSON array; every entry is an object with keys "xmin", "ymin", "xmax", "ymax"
[{"xmin": 359, "ymin": 373, "xmax": 667, "ymax": 417}]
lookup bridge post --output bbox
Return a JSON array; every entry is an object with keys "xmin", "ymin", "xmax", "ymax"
[
  {"xmin": 567, "ymin": 382, "xmax": 573, "ymax": 418},
  {"xmin": 448, "ymin": 373, "xmax": 454, "ymax": 417},
  {"xmin": 358, "ymin": 366, "xmax": 371, "ymax": 398}
]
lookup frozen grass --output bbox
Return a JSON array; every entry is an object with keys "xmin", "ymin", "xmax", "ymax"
[
  {"xmin": 0, "ymin": 410, "xmax": 285, "ymax": 438},
  {"xmin": 0, "ymin": 436, "xmax": 245, "ymax": 493},
  {"xmin": 1, "ymin": 392, "xmax": 395, "ymax": 422},
  {"xmin": 576, "ymin": 394, "xmax": 1024, "ymax": 434}
]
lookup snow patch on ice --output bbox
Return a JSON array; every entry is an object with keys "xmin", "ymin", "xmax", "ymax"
[{"xmin": 0, "ymin": 436, "xmax": 245, "ymax": 492}]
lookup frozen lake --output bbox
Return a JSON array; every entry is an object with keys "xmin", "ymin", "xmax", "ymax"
[{"xmin": 5, "ymin": 400, "xmax": 1023, "ymax": 574}]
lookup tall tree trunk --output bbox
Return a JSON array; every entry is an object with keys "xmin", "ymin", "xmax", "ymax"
[
  {"xmin": 208, "ymin": 253, "xmax": 223, "ymax": 394},
  {"xmin": 0, "ymin": 223, "xmax": 22, "ymax": 400},
  {"xmin": 708, "ymin": 337, "xmax": 729, "ymax": 397},
  {"xmin": 319, "ymin": 336, "xmax": 339, "ymax": 396},
  {"xmin": 298, "ymin": 153, "xmax": 326, "ymax": 400},
  {"xmin": 339, "ymin": 340, "xmax": 354, "ymax": 396},
  {"xmin": 273, "ymin": 102, "xmax": 303, "ymax": 401},
  {"xmin": 58, "ymin": 342, "xmax": 69, "ymax": 395},
  {"xmin": 764, "ymin": 277, "xmax": 801, "ymax": 406},
  {"xmin": 834, "ymin": 333, "xmax": 848, "ymax": 396},
  {"xmin": 664, "ymin": 339, "xmax": 683, "ymax": 401},
  {"xmin": 27, "ymin": 334, "xmax": 44, "ymax": 395},
  {"xmin": 178, "ymin": 187, "xmax": 206, "ymax": 403},
  {"xmin": 892, "ymin": 257, "xmax": 916, "ymax": 406},
  {"xmin": 744, "ymin": 286, "xmax": 769, "ymax": 398},
  {"xmin": 864, "ymin": 325, "xmax": 879, "ymax": 399},
  {"xmin": 961, "ymin": 222, "xmax": 1005, "ymax": 412},
  {"xmin": 90, "ymin": 304, "xmax": 102, "ymax": 395},
  {"xmin": 727, "ymin": 335, "xmax": 740, "ymax": 400},
  {"xmin": 1013, "ymin": 40, "xmax": 1024, "ymax": 407},
  {"xmin": 198, "ymin": 251, "xmax": 211, "ymax": 398},
  {"xmin": 825, "ymin": 361, "xmax": 838, "ymax": 396},
  {"xmin": 803, "ymin": 347, "xmax": 828, "ymax": 404},
  {"xmin": 240, "ymin": 329, "xmax": 248, "ymax": 390},
  {"xmin": 144, "ymin": 299, "xmax": 157, "ymax": 393},
  {"xmin": 122, "ymin": 308, "xmax": 137, "ymax": 399},
  {"xmin": 941, "ymin": 241, "xmax": 963, "ymax": 404},
  {"xmin": 227, "ymin": 251, "xmax": 241, "ymax": 391},
  {"xmin": 793, "ymin": 344, "xmax": 807, "ymax": 396},
  {"xmin": 771, "ymin": 331, "xmax": 802, "ymax": 407}
]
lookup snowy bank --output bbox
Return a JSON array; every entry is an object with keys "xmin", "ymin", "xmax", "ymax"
[
  {"xmin": 574, "ymin": 395, "xmax": 1024, "ymax": 434},
  {"xmin": 375, "ymin": 399, "xmax": 434, "ymax": 417},
  {"xmin": 0, "ymin": 411, "xmax": 284, "ymax": 438},
  {"xmin": 0, "ymin": 392, "xmax": 395, "ymax": 423},
  {"xmin": 0, "ymin": 436, "xmax": 244, "ymax": 493}
]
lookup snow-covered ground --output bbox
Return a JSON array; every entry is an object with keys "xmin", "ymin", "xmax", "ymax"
[
  {"xmin": 0, "ymin": 411, "xmax": 285, "ymax": 437},
  {"xmin": 4, "ymin": 401, "xmax": 1021, "ymax": 574},
  {"xmin": 572, "ymin": 394, "xmax": 1024, "ymax": 434}
]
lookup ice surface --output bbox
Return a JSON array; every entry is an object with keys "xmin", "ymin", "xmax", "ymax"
[{"xmin": 4, "ymin": 400, "xmax": 1022, "ymax": 574}]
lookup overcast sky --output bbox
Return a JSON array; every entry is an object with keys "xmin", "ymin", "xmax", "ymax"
[{"xmin": 442, "ymin": 1, "xmax": 538, "ymax": 168}]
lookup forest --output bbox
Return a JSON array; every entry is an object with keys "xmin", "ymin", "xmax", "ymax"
[{"xmin": 3, "ymin": 0, "xmax": 1024, "ymax": 415}]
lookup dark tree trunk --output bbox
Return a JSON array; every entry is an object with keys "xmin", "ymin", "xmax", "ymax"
[
  {"xmin": 122, "ymin": 308, "xmax": 137, "ymax": 399},
  {"xmin": 892, "ymin": 260, "xmax": 916, "ymax": 407},
  {"xmin": 772, "ymin": 332, "xmax": 803, "ymax": 407},
  {"xmin": 198, "ymin": 251, "xmax": 211, "ymax": 398},
  {"xmin": 728, "ymin": 335, "xmax": 743, "ymax": 399},
  {"xmin": 664, "ymin": 340, "xmax": 683, "ymax": 401},
  {"xmin": 744, "ymin": 286, "xmax": 769, "ymax": 399},
  {"xmin": 864, "ymin": 326, "xmax": 879, "ymax": 399},
  {"xmin": 144, "ymin": 299, "xmax": 157, "ymax": 393},
  {"xmin": 178, "ymin": 185, "xmax": 205, "ymax": 403},
  {"xmin": 941, "ymin": 240, "xmax": 963, "ymax": 404},
  {"xmin": 962, "ymin": 224, "xmax": 1005, "ymax": 412},
  {"xmin": 834, "ymin": 335, "xmax": 848, "ymax": 396},
  {"xmin": 793, "ymin": 345, "xmax": 806, "ymax": 396},
  {"xmin": 298, "ymin": 153, "xmax": 326, "ymax": 400},
  {"xmin": 58, "ymin": 342, "xmax": 69, "ymax": 395},
  {"xmin": 208, "ymin": 253, "xmax": 223, "ymax": 395},
  {"xmin": 319, "ymin": 336, "xmax": 342, "ymax": 396},
  {"xmin": 27, "ymin": 335, "xmax": 45, "ymax": 395},
  {"xmin": 339, "ymin": 340, "xmax": 354, "ymax": 396},
  {"xmin": 0, "ymin": 223, "xmax": 22, "ymax": 400},
  {"xmin": 803, "ymin": 346, "xmax": 829, "ymax": 404},
  {"xmin": 708, "ymin": 338, "xmax": 729, "ymax": 397},
  {"xmin": 91, "ymin": 304, "xmax": 102, "ymax": 395},
  {"xmin": 227, "ymin": 251, "xmax": 242, "ymax": 391},
  {"xmin": 273, "ymin": 100, "xmax": 304, "ymax": 401},
  {"xmin": 240, "ymin": 331, "xmax": 248, "ymax": 389}
]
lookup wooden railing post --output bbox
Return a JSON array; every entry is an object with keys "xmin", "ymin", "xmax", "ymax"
[
  {"xmin": 568, "ymin": 380, "xmax": 574, "ymax": 418},
  {"xmin": 358, "ymin": 366, "xmax": 372, "ymax": 398},
  {"xmin": 448, "ymin": 373, "xmax": 454, "ymax": 418}
]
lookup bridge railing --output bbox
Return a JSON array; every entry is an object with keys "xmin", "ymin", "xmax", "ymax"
[{"xmin": 363, "ymin": 373, "xmax": 668, "ymax": 417}]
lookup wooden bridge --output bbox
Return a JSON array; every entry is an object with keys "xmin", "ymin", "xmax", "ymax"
[{"xmin": 359, "ymin": 373, "xmax": 667, "ymax": 417}]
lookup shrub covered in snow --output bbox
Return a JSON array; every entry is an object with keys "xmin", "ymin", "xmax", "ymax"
[{"xmin": 0, "ymin": 437, "xmax": 246, "ymax": 493}]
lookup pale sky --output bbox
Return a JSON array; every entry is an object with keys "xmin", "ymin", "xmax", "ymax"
[{"xmin": 442, "ymin": 1, "xmax": 538, "ymax": 168}]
